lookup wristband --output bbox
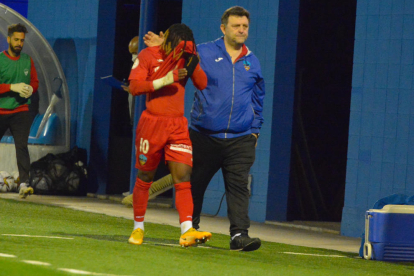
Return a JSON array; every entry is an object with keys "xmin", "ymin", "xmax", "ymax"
[{"xmin": 153, "ymin": 71, "xmax": 174, "ymax": 90}]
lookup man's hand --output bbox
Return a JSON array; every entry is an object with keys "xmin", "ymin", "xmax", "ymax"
[
  {"xmin": 252, "ymin": 133, "xmax": 259, "ymax": 147},
  {"xmin": 10, "ymin": 83, "xmax": 32, "ymax": 98},
  {"xmin": 122, "ymin": 85, "xmax": 130, "ymax": 93},
  {"xmin": 143, "ymin": 31, "xmax": 164, "ymax": 47}
]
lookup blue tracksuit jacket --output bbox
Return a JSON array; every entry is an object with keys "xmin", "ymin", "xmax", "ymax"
[{"xmin": 190, "ymin": 37, "xmax": 265, "ymax": 139}]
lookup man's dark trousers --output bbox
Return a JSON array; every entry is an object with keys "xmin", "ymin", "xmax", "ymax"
[
  {"xmin": 0, "ymin": 111, "xmax": 33, "ymax": 183},
  {"xmin": 190, "ymin": 128, "xmax": 256, "ymax": 236}
]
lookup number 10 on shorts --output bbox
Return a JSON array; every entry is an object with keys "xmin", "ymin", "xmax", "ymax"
[{"xmin": 140, "ymin": 138, "xmax": 149, "ymax": 154}]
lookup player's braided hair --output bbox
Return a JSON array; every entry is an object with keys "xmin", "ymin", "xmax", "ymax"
[{"xmin": 163, "ymin": 23, "xmax": 196, "ymax": 55}]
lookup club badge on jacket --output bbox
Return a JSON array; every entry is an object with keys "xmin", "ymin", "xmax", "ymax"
[{"xmin": 243, "ymin": 60, "xmax": 251, "ymax": 71}]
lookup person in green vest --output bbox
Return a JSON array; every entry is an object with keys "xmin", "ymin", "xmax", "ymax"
[{"xmin": 0, "ymin": 23, "xmax": 39, "ymax": 198}]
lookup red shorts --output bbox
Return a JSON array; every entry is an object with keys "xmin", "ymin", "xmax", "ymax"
[{"xmin": 134, "ymin": 110, "xmax": 192, "ymax": 171}]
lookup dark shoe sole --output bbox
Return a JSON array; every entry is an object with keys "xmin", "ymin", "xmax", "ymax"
[{"xmin": 231, "ymin": 239, "xmax": 261, "ymax": 252}]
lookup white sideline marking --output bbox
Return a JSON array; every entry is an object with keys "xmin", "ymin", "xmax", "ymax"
[
  {"xmin": 58, "ymin": 268, "xmax": 135, "ymax": 276},
  {"xmin": 1, "ymin": 252, "xmax": 131, "ymax": 276},
  {"xmin": 282, "ymin": 252, "xmax": 346, "ymax": 258},
  {"xmin": 144, "ymin": 242, "xmax": 210, "ymax": 248},
  {"xmin": 22, "ymin": 260, "xmax": 51, "ymax": 266},
  {"xmin": 58, "ymin": 269, "xmax": 91, "ymax": 275},
  {"xmin": 0, "ymin": 253, "xmax": 16, "ymax": 258},
  {"xmin": 2, "ymin": 234, "xmax": 73, "ymax": 240},
  {"xmin": 144, "ymin": 242, "xmax": 181, "ymax": 247}
]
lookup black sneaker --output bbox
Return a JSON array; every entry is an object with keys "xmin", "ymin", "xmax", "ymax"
[{"xmin": 230, "ymin": 234, "xmax": 261, "ymax": 251}]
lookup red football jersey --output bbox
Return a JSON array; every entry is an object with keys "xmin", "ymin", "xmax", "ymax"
[{"xmin": 128, "ymin": 45, "xmax": 206, "ymax": 117}]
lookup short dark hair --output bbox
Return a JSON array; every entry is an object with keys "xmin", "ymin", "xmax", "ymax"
[
  {"xmin": 163, "ymin": 23, "xmax": 196, "ymax": 53},
  {"xmin": 8, "ymin": 23, "xmax": 28, "ymax": 37},
  {"xmin": 221, "ymin": 6, "xmax": 250, "ymax": 26}
]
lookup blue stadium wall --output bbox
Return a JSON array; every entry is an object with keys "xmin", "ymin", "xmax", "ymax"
[
  {"xmin": 1, "ymin": 0, "xmax": 28, "ymax": 17},
  {"xmin": 341, "ymin": 0, "xmax": 414, "ymax": 237}
]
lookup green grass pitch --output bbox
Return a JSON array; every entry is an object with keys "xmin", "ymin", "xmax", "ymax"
[{"xmin": 0, "ymin": 198, "xmax": 413, "ymax": 276}]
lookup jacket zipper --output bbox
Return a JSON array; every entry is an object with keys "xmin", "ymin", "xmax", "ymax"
[{"xmin": 225, "ymin": 64, "xmax": 235, "ymax": 138}]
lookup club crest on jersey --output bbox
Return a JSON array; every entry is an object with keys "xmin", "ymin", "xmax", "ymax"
[
  {"xmin": 132, "ymin": 58, "xmax": 139, "ymax": 69},
  {"xmin": 24, "ymin": 69, "xmax": 29, "ymax": 76},
  {"xmin": 139, "ymin": 154, "xmax": 147, "ymax": 165},
  {"xmin": 243, "ymin": 60, "xmax": 251, "ymax": 71}
]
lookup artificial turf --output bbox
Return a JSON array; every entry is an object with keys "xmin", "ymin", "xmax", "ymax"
[{"xmin": 0, "ymin": 198, "xmax": 413, "ymax": 276}]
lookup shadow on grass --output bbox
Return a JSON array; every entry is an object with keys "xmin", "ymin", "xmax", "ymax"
[{"xmin": 52, "ymin": 232, "xmax": 225, "ymax": 250}]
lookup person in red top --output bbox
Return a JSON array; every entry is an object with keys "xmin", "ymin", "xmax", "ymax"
[
  {"xmin": 127, "ymin": 23, "xmax": 212, "ymax": 247},
  {"xmin": 0, "ymin": 23, "xmax": 39, "ymax": 198}
]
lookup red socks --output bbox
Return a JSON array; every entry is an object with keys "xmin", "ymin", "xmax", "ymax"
[
  {"xmin": 174, "ymin": 181, "xmax": 193, "ymax": 223},
  {"xmin": 133, "ymin": 179, "xmax": 193, "ymax": 224},
  {"xmin": 132, "ymin": 178, "xmax": 152, "ymax": 222}
]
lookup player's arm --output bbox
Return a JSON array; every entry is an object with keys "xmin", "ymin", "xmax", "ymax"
[
  {"xmin": 128, "ymin": 51, "xmax": 155, "ymax": 95},
  {"xmin": 29, "ymin": 57, "xmax": 39, "ymax": 93},
  {"xmin": 128, "ymin": 51, "xmax": 187, "ymax": 95},
  {"xmin": 129, "ymin": 69, "xmax": 187, "ymax": 95},
  {"xmin": 0, "ymin": 83, "xmax": 11, "ymax": 94},
  {"xmin": 190, "ymin": 63, "xmax": 207, "ymax": 90}
]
